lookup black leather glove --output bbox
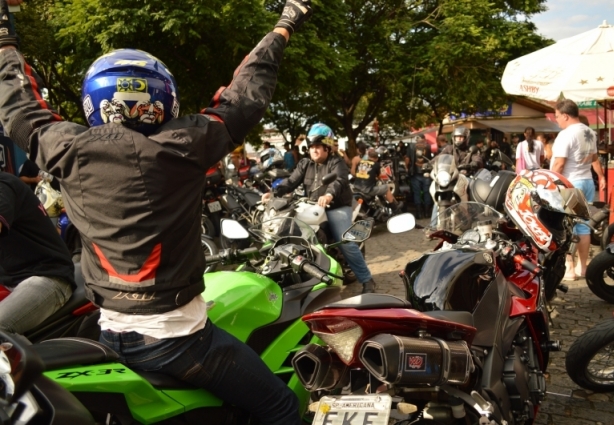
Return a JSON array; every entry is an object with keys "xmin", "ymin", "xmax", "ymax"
[
  {"xmin": 275, "ymin": 0, "xmax": 313, "ymax": 35},
  {"xmin": 0, "ymin": 0, "xmax": 18, "ymax": 49}
]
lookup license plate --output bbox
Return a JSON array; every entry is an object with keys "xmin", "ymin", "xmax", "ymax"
[
  {"xmin": 207, "ymin": 201, "xmax": 222, "ymax": 212},
  {"xmin": 313, "ymin": 394, "xmax": 392, "ymax": 425}
]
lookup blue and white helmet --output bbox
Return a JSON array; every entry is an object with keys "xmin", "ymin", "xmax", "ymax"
[
  {"xmin": 307, "ymin": 123, "xmax": 335, "ymax": 148},
  {"xmin": 81, "ymin": 49, "xmax": 180, "ymax": 135}
]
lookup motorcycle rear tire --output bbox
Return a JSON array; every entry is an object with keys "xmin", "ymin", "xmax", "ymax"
[
  {"xmin": 601, "ymin": 223, "xmax": 614, "ymax": 251},
  {"xmin": 543, "ymin": 251, "xmax": 565, "ymax": 302},
  {"xmin": 201, "ymin": 214, "xmax": 217, "ymax": 238},
  {"xmin": 202, "ymin": 237, "xmax": 220, "ymax": 273},
  {"xmin": 586, "ymin": 250, "xmax": 614, "ymax": 303},
  {"xmin": 591, "ymin": 217, "xmax": 607, "ymax": 246},
  {"xmin": 566, "ymin": 318, "xmax": 614, "ymax": 392}
]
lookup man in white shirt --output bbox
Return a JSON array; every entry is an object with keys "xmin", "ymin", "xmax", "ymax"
[{"xmin": 550, "ymin": 99, "xmax": 606, "ymax": 280}]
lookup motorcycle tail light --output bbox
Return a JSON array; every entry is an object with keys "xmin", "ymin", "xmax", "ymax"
[
  {"xmin": 311, "ymin": 319, "xmax": 363, "ymax": 364},
  {"xmin": 291, "ymin": 343, "xmax": 350, "ymax": 391},
  {"xmin": 359, "ymin": 334, "xmax": 472, "ymax": 386}
]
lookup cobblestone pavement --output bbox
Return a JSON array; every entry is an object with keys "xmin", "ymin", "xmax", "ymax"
[{"xmin": 340, "ymin": 216, "xmax": 614, "ymax": 425}]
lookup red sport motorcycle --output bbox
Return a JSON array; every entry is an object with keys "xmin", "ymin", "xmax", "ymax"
[{"xmin": 292, "ymin": 170, "xmax": 588, "ymax": 425}]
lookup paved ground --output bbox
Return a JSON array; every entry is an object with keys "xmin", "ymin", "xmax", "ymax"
[{"xmin": 339, "ymin": 216, "xmax": 614, "ymax": 425}]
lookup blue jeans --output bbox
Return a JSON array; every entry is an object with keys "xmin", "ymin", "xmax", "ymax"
[
  {"xmin": 571, "ymin": 178, "xmax": 596, "ymax": 235},
  {"xmin": 326, "ymin": 206, "xmax": 372, "ymax": 284},
  {"xmin": 0, "ymin": 276, "xmax": 72, "ymax": 334},
  {"xmin": 100, "ymin": 320, "xmax": 301, "ymax": 425},
  {"xmin": 410, "ymin": 174, "xmax": 433, "ymax": 208}
]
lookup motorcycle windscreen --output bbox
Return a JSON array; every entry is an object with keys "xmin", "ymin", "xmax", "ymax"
[{"xmin": 403, "ymin": 249, "xmax": 495, "ymax": 312}]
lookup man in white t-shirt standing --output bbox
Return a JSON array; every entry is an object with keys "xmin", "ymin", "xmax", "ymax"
[{"xmin": 550, "ymin": 99, "xmax": 606, "ymax": 280}]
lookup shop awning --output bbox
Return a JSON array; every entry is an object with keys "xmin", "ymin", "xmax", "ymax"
[{"xmin": 477, "ymin": 118, "xmax": 561, "ymax": 133}]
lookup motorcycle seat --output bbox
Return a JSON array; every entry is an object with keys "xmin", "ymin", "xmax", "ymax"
[
  {"xmin": 353, "ymin": 191, "xmax": 375, "ymax": 201},
  {"xmin": 322, "ymin": 294, "xmax": 412, "ymax": 310},
  {"xmin": 33, "ymin": 338, "xmax": 119, "ymax": 370},
  {"xmin": 422, "ymin": 310, "xmax": 474, "ymax": 328},
  {"xmin": 319, "ymin": 295, "xmax": 475, "ymax": 327}
]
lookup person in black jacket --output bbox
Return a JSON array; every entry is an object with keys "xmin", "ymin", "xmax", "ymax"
[
  {"xmin": 268, "ymin": 123, "xmax": 378, "ymax": 294},
  {"xmin": 0, "ymin": 0, "xmax": 311, "ymax": 423},
  {"xmin": 405, "ymin": 135, "xmax": 433, "ymax": 219},
  {"xmin": 0, "ymin": 171, "xmax": 74, "ymax": 333}
]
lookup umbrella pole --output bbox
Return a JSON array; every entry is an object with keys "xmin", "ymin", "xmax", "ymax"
[{"xmin": 606, "ymin": 101, "xmax": 610, "ymax": 202}]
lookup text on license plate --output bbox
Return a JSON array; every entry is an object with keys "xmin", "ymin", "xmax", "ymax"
[
  {"xmin": 208, "ymin": 201, "xmax": 222, "ymax": 212},
  {"xmin": 313, "ymin": 394, "xmax": 392, "ymax": 425}
]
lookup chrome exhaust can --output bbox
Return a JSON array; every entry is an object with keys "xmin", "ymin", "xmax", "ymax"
[{"xmin": 359, "ymin": 334, "xmax": 472, "ymax": 386}]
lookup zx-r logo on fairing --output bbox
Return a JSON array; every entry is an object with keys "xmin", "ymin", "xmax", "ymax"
[{"xmin": 56, "ymin": 369, "xmax": 127, "ymax": 379}]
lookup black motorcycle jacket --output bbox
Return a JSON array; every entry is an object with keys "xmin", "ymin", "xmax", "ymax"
[
  {"xmin": 0, "ymin": 32, "xmax": 287, "ymax": 314},
  {"xmin": 441, "ymin": 145, "xmax": 484, "ymax": 169},
  {"xmin": 0, "ymin": 172, "xmax": 74, "ymax": 288},
  {"xmin": 275, "ymin": 154, "xmax": 353, "ymax": 209}
]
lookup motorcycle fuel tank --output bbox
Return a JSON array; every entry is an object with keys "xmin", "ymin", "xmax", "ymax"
[
  {"xmin": 202, "ymin": 271, "xmax": 282, "ymax": 342},
  {"xmin": 295, "ymin": 202, "xmax": 328, "ymax": 227},
  {"xmin": 403, "ymin": 249, "xmax": 495, "ymax": 312}
]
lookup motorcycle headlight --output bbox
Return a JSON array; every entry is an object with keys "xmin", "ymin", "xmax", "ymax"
[{"xmin": 437, "ymin": 171, "xmax": 451, "ymax": 187}]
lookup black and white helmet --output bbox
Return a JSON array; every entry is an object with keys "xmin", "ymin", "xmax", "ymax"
[{"xmin": 452, "ymin": 126, "xmax": 470, "ymax": 147}]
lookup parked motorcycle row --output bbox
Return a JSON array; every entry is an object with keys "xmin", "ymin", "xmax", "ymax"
[{"xmin": 8, "ymin": 151, "xmax": 614, "ymax": 425}]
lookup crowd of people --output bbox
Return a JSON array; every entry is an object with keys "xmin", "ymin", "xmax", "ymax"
[
  {"xmin": 0, "ymin": 0, "xmax": 313, "ymax": 422},
  {"xmin": 0, "ymin": 0, "xmax": 608, "ymax": 419}
]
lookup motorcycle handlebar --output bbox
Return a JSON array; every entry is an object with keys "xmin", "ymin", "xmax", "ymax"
[
  {"xmin": 301, "ymin": 262, "xmax": 333, "ymax": 284},
  {"xmin": 205, "ymin": 252, "xmax": 224, "ymax": 263},
  {"xmin": 513, "ymin": 254, "xmax": 542, "ymax": 275},
  {"xmin": 205, "ymin": 247, "xmax": 260, "ymax": 264}
]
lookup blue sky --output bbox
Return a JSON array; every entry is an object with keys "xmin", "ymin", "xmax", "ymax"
[{"xmin": 531, "ymin": 0, "xmax": 614, "ymax": 41}]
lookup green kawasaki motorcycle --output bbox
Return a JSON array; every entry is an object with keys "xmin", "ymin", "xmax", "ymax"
[{"xmin": 30, "ymin": 217, "xmax": 374, "ymax": 425}]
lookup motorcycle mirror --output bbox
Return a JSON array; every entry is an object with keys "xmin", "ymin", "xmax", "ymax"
[
  {"xmin": 220, "ymin": 219, "xmax": 250, "ymax": 240},
  {"xmin": 321, "ymin": 172, "xmax": 338, "ymax": 185},
  {"xmin": 253, "ymin": 172, "xmax": 265, "ymax": 182},
  {"xmin": 341, "ymin": 218, "xmax": 374, "ymax": 243},
  {"xmin": 308, "ymin": 173, "xmax": 338, "ymax": 197},
  {"xmin": 0, "ymin": 331, "xmax": 44, "ymax": 404},
  {"xmin": 387, "ymin": 213, "xmax": 416, "ymax": 234}
]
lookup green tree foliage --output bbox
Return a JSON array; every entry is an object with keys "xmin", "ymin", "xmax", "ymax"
[
  {"xmin": 15, "ymin": 0, "xmax": 550, "ymax": 154},
  {"xmin": 17, "ymin": 0, "xmax": 274, "ymax": 121},
  {"xmin": 407, "ymin": 0, "xmax": 551, "ymax": 133},
  {"xmin": 266, "ymin": 0, "xmax": 551, "ymax": 155}
]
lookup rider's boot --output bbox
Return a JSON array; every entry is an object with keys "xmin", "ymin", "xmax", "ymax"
[{"xmin": 391, "ymin": 200, "xmax": 404, "ymax": 215}]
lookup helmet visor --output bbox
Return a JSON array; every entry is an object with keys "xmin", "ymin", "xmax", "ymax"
[
  {"xmin": 534, "ymin": 187, "xmax": 590, "ymax": 218},
  {"xmin": 560, "ymin": 188, "xmax": 590, "ymax": 218}
]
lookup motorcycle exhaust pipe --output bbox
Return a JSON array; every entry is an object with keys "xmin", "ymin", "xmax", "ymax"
[
  {"xmin": 291, "ymin": 344, "xmax": 350, "ymax": 391},
  {"xmin": 359, "ymin": 334, "xmax": 472, "ymax": 386}
]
